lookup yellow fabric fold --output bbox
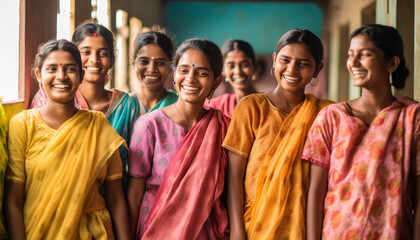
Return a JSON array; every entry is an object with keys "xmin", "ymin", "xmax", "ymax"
[
  {"xmin": 244, "ymin": 93, "xmax": 319, "ymax": 239},
  {"xmin": 23, "ymin": 110, "xmax": 124, "ymax": 240}
]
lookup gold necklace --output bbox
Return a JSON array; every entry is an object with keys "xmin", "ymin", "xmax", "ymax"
[{"xmin": 174, "ymin": 103, "xmax": 190, "ymax": 129}]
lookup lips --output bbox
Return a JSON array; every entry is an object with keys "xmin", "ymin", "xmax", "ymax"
[
  {"xmin": 181, "ymin": 85, "xmax": 200, "ymax": 93},
  {"xmin": 352, "ymin": 70, "xmax": 368, "ymax": 78},
  {"xmin": 282, "ymin": 74, "xmax": 299, "ymax": 83}
]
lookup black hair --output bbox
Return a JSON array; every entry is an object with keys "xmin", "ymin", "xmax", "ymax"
[
  {"xmin": 275, "ymin": 28, "xmax": 323, "ymax": 65},
  {"xmin": 173, "ymin": 38, "xmax": 223, "ymax": 77},
  {"xmin": 130, "ymin": 31, "xmax": 174, "ymax": 62},
  {"xmin": 71, "ymin": 21, "xmax": 115, "ymax": 61},
  {"xmin": 221, "ymin": 39, "xmax": 256, "ymax": 65},
  {"xmin": 350, "ymin": 24, "xmax": 409, "ymax": 89},
  {"xmin": 33, "ymin": 39, "xmax": 82, "ymax": 82}
]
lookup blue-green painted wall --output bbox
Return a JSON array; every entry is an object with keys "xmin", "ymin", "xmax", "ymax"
[{"xmin": 165, "ymin": 2, "xmax": 323, "ymax": 54}]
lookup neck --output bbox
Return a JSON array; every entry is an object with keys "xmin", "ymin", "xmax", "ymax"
[
  {"xmin": 40, "ymin": 100, "xmax": 78, "ymax": 129},
  {"xmin": 78, "ymin": 81, "xmax": 111, "ymax": 112},
  {"xmin": 234, "ymin": 86, "xmax": 257, "ymax": 103},
  {"xmin": 270, "ymin": 85, "xmax": 306, "ymax": 113},
  {"xmin": 174, "ymin": 100, "xmax": 207, "ymax": 128},
  {"xmin": 138, "ymin": 85, "xmax": 166, "ymax": 110},
  {"xmin": 358, "ymin": 86, "xmax": 395, "ymax": 113}
]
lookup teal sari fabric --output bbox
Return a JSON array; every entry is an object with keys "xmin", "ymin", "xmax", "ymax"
[
  {"xmin": 106, "ymin": 90, "xmax": 140, "ymax": 191},
  {"xmin": 139, "ymin": 90, "xmax": 178, "ymax": 113}
]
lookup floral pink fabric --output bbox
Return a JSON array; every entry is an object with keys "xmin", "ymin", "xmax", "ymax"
[
  {"xmin": 129, "ymin": 110, "xmax": 189, "ymax": 237},
  {"xmin": 302, "ymin": 98, "xmax": 420, "ymax": 239}
]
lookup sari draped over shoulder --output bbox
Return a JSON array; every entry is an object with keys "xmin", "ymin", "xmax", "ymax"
[
  {"xmin": 245, "ymin": 93, "xmax": 320, "ymax": 239},
  {"xmin": 23, "ymin": 110, "xmax": 125, "ymax": 240},
  {"xmin": 142, "ymin": 108, "xmax": 230, "ymax": 240}
]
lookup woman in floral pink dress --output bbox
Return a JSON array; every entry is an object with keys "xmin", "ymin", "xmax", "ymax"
[{"xmin": 303, "ymin": 24, "xmax": 420, "ymax": 239}]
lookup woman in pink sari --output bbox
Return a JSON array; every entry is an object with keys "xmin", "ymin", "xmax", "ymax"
[
  {"xmin": 303, "ymin": 24, "xmax": 420, "ymax": 239},
  {"xmin": 127, "ymin": 38, "xmax": 229, "ymax": 239},
  {"xmin": 206, "ymin": 40, "xmax": 257, "ymax": 118}
]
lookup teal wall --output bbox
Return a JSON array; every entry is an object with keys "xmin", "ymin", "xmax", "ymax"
[{"xmin": 165, "ymin": 2, "xmax": 323, "ymax": 54}]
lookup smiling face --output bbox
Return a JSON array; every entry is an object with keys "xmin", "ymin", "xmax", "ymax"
[
  {"xmin": 35, "ymin": 50, "xmax": 81, "ymax": 104},
  {"xmin": 134, "ymin": 43, "xmax": 170, "ymax": 91},
  {"xmin": 223, "ymin": 50, "xmax": 254, "ymax": 91},
  {"xmin": 174, "ymin": 49, "xmax": 220, "ymax": 104},
  {"xmin": 77, "ymin": 36, "xmax": 113, "ymax": 84},
  {"xmin": 272, "ymin": 43, "xmax": 321, "ymax": 93},
  {"xmin": 347, "ymin": 34, "xmax": 391, "ymax": 89}
]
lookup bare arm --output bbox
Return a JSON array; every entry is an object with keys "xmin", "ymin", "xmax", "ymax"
[
  {"xmin": 227, "ymin": 151, "xmax": 247, "ymax": 240},
  {"xmin": 105, "ymin": 179, "xmax": 131, "ymax": 240},
  {"xmin": 414, "ymin": 175, "xmax": 420, "ymax": 240},
  {"xmin": 4, "ymin": 180, "xmax": 26, "ymax": 240},
  {"xmin": 306, "ymin": 163, "xmax": 328, "ymax": 240},
  {"xmin": 127, "ymin": 177, "xmax": 146, "ymax": 238}
]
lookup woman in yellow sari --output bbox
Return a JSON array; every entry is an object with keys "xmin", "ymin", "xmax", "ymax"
[
  {"xmin": 223, "ymin": 29, "xmax": 333, "ymax": 239},
  {"xmin": 4, "ymin": 40, "xmax": 130, "ymax": 240}
]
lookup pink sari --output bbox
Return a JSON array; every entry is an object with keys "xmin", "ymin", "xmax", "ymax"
[{"xmin": 142, "ymin": 108, "xmax": 230, "ymax": 240}]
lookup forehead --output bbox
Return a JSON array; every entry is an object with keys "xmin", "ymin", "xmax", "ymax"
[
  {"xmin": 225, "ymin": 50, "xmax": 251, "ymax": 62},
  {"xmin": 138, "ymin": 44, "xmax": 168, "ymax": 58},
  {"xmin": 43, "ymin": 50, "xmax": 77, "ymax": 65},
  {"xmin": 277, "ymin": 43, "xmax": 315, "ymax": 61},
  {"xmin": 78, "ymin": 36, "xmax": 110, "ymax": 50},
  {"xmin": 349, "ymin": 34, "xmax": 377, "ymax": 50},
  {"xmin": 178, "ymin": 49, "xmax": 210, "ymax": 67}
]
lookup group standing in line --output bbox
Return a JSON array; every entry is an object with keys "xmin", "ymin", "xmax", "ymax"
[{"xmin": 2, "ymin": 21, "xmax": 419, "ymax": 240}]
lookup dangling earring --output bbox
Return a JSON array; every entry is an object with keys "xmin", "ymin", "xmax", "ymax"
[
  {"xmin": 389, "ymin": 72, "xmax": 393, "ymax": 85},
  {"xmin": 207, "ymin": 89, "xmax": 215, "ymax": 103},
  {"xmin": 270, "ymin": 67, "xmax": 275, "ymax": 77},
  {"xmin": 310, "ymin": 78, "xmax": 319, "ymax": 86},
  {"xmin": 105, "ymin": 69, "xmax": 112, "ymax": 85},
  {"xmin": 172, "ymin": 80, "xmax": 175, "ymax": 85}
]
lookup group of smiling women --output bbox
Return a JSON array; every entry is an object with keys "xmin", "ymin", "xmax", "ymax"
[{"xmin": 2, "ymin": 20, "xmax": 419, "ymax": 240}]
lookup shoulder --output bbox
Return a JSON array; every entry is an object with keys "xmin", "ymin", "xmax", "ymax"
[
  {"xmin": 10, "ymin": 109, "xmax": 37, "ymax": 124},
  {"xmin": 316, "ymin": 98, "xmax": 335, "ymax": 109},
  {"xmin": 237, "ymin": 93, "xmax": 267, "ymax": 107}
]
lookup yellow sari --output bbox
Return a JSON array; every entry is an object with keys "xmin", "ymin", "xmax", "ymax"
[
  {"xmin": 244, "ymin": 93, "xmax": 330, "ymax": 239},
  {"xmin": 10, "ymin": 110, "xmax": 124, "ymax": 240}
]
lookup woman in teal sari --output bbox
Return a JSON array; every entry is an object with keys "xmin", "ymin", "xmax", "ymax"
[{"xmin": 129, "ymin": 31, "xmax": 177, "ymax": 116}]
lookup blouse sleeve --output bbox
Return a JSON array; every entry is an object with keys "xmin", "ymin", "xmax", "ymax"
[
  {"xmin": 129, "ymin": 116, "xmax": 155, "ymax": 178},
  {"xmin": 6, "ymin": 113, "xmax": 27, "ymax": 183},
  {"xmin": 106, "ymin": 150, "xmax": 123, "ymax": 181},
  {"xmin": 222, "ymin": 96, "xmax": 256, "ymax": 158},
  {"xmin": 301, "ymin": 106, "xmax": 333, "ymax": 169},
  {"xmin": 413, "ymin": 108, "xmax": 420, "ymax": 176}
]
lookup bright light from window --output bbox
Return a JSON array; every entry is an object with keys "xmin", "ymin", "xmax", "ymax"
[
  {"xmin": 92, "ymin": 0, "xmax": 109, "ymax": 28},
  {"xmin": 57, "ymin": 0, "xmax": 72, "ymax": 40},
  {"xmin": 0, "ymin": 1, "xmax": 19, "ymax": 102}
]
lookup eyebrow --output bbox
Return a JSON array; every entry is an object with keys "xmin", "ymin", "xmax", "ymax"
[
  {"xmin": 44, "ymin": 63, "xmax": 78, "ymax": 67},
  {"xmin": 279, "ymin": 55, "xmax": 313, "ymax": 62},
  {"xmin": 79, "ymin": 46, "xmax": 110, "ymax": 51},
  {"xmin": 137, "ymin": 56, "xmax": 167, "ymax": 61}
]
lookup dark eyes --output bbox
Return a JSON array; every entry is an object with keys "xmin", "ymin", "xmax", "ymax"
[
  {"xmin": 80, "ymin": 50, "xmax": 109, "ymax": 57},
  {"xmin": 137, "ymin": 60, "xmax": 167, "ymax": 66}
]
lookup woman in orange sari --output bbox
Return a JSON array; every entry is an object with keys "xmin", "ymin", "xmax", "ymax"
[
  {"xmin": 223, "ymin": 29, "xmax": 333, "ymax": 239},
  {"xmin": 128, "ymin": 38, "xmax": 229, "ymax": 239}
]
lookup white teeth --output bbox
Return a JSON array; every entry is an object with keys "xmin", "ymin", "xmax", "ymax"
[
  {"xmin": 352, "ymin": 71, "xmax": 367, "ymax": 77},
  {"xmin": 53, "ymin": 84, "xmax": 70, "ymax": 89},
  {"xmin": 283, "ymin": 75, "xmax": 299, "ymax": 82},
  {"xmin": 182, "ymin": 85, "xmax": 199, "ymax": 91},
  {"xmin": 86, "ymin": 67, "xmax": 100, "ymax": 71},
  {"xmin": 145, "ymin": 76, "xmax": 159, "ymax": 80}
]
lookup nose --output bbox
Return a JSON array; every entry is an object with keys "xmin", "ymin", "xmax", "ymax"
[
  {"xmin": 57, "ymin": 67, "xmax": 66, "ymax": 80},
  {"xmin": 148, "ymin": 61, "xmax": 158, "ymax": 73},
  {"xmin": 287, "ymin": 61, "xmax": 298, "ymax": 73},
  {"xmin": 233, "ymin": 64, "xmax": 242, "ymax": 74},
  {"xmin": 185, "ymin": 71, "xmax": 194, "ymax": 82},
  {"xmin": 90, "ymin": 53, "xmax": 98, "ymax": 63},
  {"xmin": 349, "ymin": 55, "xmax": 360, "ymax": 66}
]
